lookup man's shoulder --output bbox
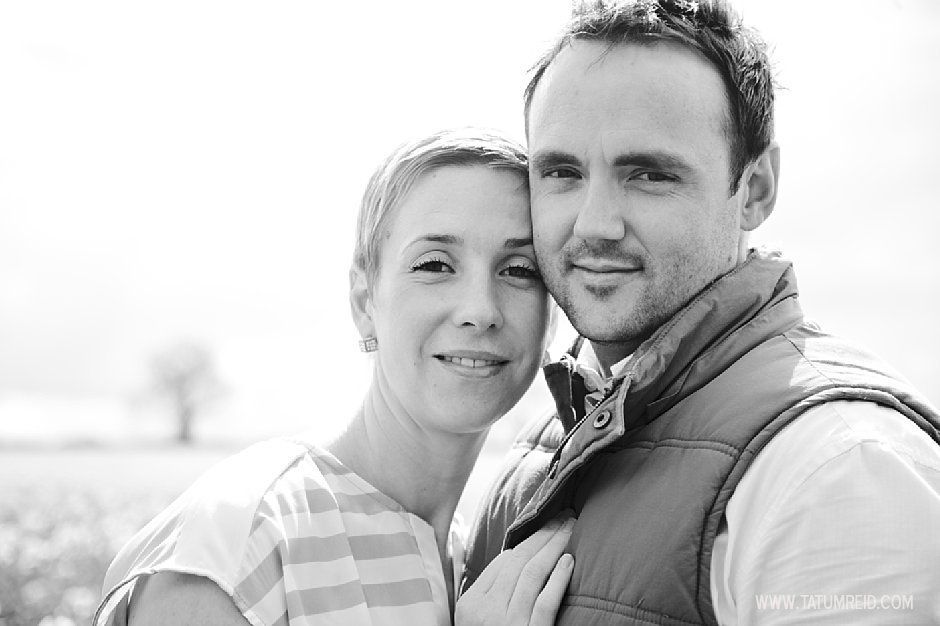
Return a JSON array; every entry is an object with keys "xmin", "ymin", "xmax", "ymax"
[
  {"xmin": 462, "ymin": 409, "xmax": 565, "ymax": 587},
  {"xmin": 484, "ymin": 409, "xmax": 565, "ymax": 508},
  {"xmin": 828, "ymin": 399, "xmax": 940, "ymax": 463},
  {"xmin": 511, "ymin": 409, "xmax": 566, "ymax": 452},
  {"xmin": 730, "ymin": 400, "xmax": 940, "ymax": 522},
  {"xmin": 768, "ymin": 400, "xmax": 939, "ymax": 470}
]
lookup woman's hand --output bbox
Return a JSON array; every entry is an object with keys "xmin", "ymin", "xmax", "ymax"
[{"xmin": 455, "ymin": 516, "xmax": 575, "ymax": 626}]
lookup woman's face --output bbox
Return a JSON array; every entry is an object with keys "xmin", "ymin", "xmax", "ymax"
[{"xmin": 368, "ymin": 165, "xmax": 551, "ymax": 434}]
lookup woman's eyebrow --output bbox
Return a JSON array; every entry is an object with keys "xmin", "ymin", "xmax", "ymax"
[
  {"xmin": 401, "ymin": 234, "xmax": 460, "ymax": 255},
  {"xmin": 410, "ymin": 235, "xmax": 532, "ymax": 247},
  {"xmin": 404, "ymin": 235, "xmax": 533, "ymax": 253},
  {"xmin": 504, "ymin": 237, "xmax": 533, "ymax": 249},
  {"xmin": 411, "ymin": 234, "xmax": 461, "ymax": 245}
]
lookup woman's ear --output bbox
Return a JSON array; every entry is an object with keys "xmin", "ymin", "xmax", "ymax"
[
  {"xmin": 740, "ymin": 142, "xmax": 781, "ymax": 231},
  {"xmin": 349, "ymin": 266, "xmax": 375, "ymax": 340}
]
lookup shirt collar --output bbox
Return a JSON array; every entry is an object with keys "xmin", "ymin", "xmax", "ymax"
[{"xmin": 577, "ymin": 340, "xmax": 634, "ymax": 381}]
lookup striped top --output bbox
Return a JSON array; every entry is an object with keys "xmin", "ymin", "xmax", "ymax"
[{"xmin": 95, "ymin": 436, "xmax": 462, "ymax": 626}]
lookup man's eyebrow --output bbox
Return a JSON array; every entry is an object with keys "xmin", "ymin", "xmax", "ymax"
[
  {"xmin": 531, "ymin": 149, "xmax": 692, "ymax": 175},
  {"xmin": 611, "ymin": 151, "xmax": 693, "ymax": 173},
  {"xmin": 530, "ymin": 150, "xmax": 583, "ymax": 171}
]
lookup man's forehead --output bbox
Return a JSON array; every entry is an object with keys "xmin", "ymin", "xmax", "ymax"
[
  {"xmin": 533, "ymin": 39, "xmax": 724, "ymax": 100},
  {"xmin": 527, "ymin": 40, "xmax": 732, "ymax": 156}
]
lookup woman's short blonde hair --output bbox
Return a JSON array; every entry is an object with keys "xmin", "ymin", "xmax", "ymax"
[{"xmin": 353, "ymin": 128, "xmax": 528, "ymax": 285}]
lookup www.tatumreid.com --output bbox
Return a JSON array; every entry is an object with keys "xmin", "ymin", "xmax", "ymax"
[{"xmin": 755, "ymin": 594, "xmax": 915, "ymax": 612}]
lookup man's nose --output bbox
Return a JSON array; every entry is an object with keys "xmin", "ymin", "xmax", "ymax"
[
  {"xmin": 454, "ymin": 275, "xmax": 503, "ymax": 330},
  {"xmin": 572, "ymin": 179, "xmax": 626, "ymax": 241}
]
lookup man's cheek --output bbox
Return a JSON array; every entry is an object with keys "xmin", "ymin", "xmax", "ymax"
[{"xmin": 532, "ymin": 215, "xmax": 570, "ymax": 249}]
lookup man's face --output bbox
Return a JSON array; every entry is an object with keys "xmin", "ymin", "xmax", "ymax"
[{"xmin": 528, "ymin": 41, "xmax": 749, "ymax": 353}]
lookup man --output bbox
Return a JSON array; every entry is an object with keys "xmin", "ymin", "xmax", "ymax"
[{"xmin": 462, "ymin": 1, "xmax": 940, "ymax": 624}]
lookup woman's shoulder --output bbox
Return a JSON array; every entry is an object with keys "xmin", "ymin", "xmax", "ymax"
[
  {"xmin": 184, "ymin": 437, "xmax": 320, "ymax": 511},
  {"xmin": 95, "ymin": 437, "xmax": 344, "ymax": 626}
]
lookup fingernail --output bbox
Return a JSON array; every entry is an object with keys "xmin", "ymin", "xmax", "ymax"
[{"xmin": 560, "ymin": 553, "xmax": 574, "ymax": 568}]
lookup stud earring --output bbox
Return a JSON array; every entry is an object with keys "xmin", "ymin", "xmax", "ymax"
[{"xmin": 358, "ymin": 336, "xmax": 378, "ymax": 353}]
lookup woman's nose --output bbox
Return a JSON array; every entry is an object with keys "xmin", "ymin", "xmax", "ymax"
[{"xmin": 454, "ymin": 276, "xmax": 503, "ymax": 331}]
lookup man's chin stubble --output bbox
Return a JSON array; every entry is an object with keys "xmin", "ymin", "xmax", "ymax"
[{"xmin": 582, "ymin": 283, "xmax": 620, "ymax": 299}]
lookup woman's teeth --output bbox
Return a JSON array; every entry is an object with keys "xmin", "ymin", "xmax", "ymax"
[{"xmin": 439, "ymin": 356, "xmax": 501, "ymax": 368}]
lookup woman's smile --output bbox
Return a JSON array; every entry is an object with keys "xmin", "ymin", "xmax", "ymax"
[{"xmin": 434, "ymin": 350, "xmax": 511, "ymax": 377}]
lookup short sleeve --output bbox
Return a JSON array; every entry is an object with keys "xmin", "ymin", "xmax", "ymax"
[{"xmin": 94, "ymin": 439, "xmax": 308, "ymax": 626}]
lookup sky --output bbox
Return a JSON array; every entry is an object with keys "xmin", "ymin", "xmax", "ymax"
[{"xmin": 1, "ymin": 0, "xmax": 938, "ymax": 444}]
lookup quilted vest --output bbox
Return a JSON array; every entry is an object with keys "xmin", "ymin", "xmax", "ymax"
[{"xmin": 462, "ymin": 250, "xmax": 940, "ymax": 625}]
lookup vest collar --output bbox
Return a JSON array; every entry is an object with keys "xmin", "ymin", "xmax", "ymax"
[
  {"xmin": 545, "ymin": 248, "xmax": 805, "ymax": 435},
  {"xmin": 509, "ymin": 250, "xmax": 806, "ymax": 547}
]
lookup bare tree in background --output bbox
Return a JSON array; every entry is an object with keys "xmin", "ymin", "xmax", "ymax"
[{"xmin": 150, "ymin": 341, "xmax": 225, "ymax": 444}]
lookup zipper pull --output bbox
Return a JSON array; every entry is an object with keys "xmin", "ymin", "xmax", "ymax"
[{"xmin": 547, "ymin": 375, "xmax": 630, "ymax": 479}]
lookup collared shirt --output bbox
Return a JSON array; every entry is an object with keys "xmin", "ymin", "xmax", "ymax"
[
  {"xmin": 578, "ymin": 342, "xmax": 940, "ymax": 624},
  {"xmin": 95, "ymin": 436, "xmax": 460, "ymax": 626},
  {"xmin": 567, "ymin": 341, "xmax": 632, "ymax": 415}
]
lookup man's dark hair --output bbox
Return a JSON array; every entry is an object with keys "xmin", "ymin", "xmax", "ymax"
[{"xmin": 524, "ymin": 0, "xmax": 775, "ymax": 193}]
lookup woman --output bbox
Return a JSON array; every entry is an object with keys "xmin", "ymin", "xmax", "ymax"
[{"xmin": 94, "ymin": 129, "xmax": 572, "ymax": 626}]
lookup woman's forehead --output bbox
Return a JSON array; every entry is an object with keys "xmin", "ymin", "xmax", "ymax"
[{"xmin": 387, "ymin": 166, "xmax": 532, "ymax": 244}]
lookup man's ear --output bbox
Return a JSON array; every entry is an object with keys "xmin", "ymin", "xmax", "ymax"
[
  {"xmin": 740, "ymin": 142, "xmax": 780, "ymax": 231},
  {"xmin": 349, "ymin": 266, "xmax": 375, "ymax": 340}
]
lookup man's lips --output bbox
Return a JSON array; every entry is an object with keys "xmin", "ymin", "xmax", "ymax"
[{"xmin": 571, "ymin": 259, "xmax": 642, "ymax": 273}]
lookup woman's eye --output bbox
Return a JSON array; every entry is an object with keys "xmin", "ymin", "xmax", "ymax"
[
  {"xmin": 411, "ymin": 259, "xmax": 453, "ymax": 273},
  {"xmin": 502, "ymin": 264, "xmax": 541, "ymax": 280}
]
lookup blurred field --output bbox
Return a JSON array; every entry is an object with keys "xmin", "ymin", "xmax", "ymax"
[
  {"xmin": 0, "ymin": 447, "xmax": 233, "ymax": 626},
  {"xmin": 0, "ymin": 441, "xmax": 513, "ymax": 626}
]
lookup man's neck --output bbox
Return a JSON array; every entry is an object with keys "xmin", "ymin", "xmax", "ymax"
[{"xmin": 589, "ymin": 339, "xmax": 640, "ymax": 377}]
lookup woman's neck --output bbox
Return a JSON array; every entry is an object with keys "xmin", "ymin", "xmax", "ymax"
[{"xmin": 326, "ymin": 373, "xmax": 488, "ymax": 559}]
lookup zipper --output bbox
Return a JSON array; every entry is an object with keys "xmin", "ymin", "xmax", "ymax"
[
  {"xmin": 504, "ymin": 377, "xmax": 628, "ymax": 548},
  {"xmin": 547, "ymin": 413, "xmax": 588, "ymax": 479},
  {"xmin": 547, "ymin": 376, "xmax": 627, "ymax": 478}
]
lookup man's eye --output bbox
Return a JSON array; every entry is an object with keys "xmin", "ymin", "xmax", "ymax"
[
  {"xmin": 412, "ymin": 259, "xmax": 453, "ymax": 273},
  {"xmin": 634, "ymin": 171, "xmax": 676, "ymax": 182},
  {"xmin": 544, "ymin": 167, "xmax": 581, "ymax": 179}
]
